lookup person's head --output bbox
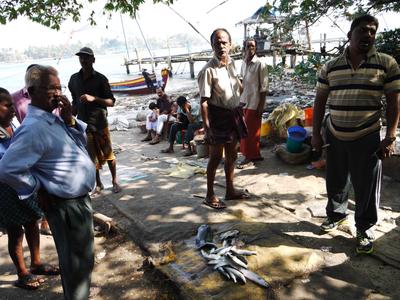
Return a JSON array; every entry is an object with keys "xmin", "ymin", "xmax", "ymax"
[
  {"xmin": 149, "ymin": 102, "xmax": 158, "ymax": 110},
  {"xmin": 76, "ymin": 47, "xmax": 95, "ymax": 71},
  {"xmin": 244, "ymin": 38, "xmax": 257, "ymax": 60},
  {"xmin": 348, "ymin": 14, "xmax": 379, "ymax": 54},
  {"xmin": 0, "ymin": 88, "xmax": 15, "ymax": 128},
  {"xmin": 176, "ymin": 96, "xmax": 188, "ymax": 109},
  {"xmin": 25, "ymin": 65, "xmax": 62, "ymax": 112},
  {"xmin": 156, "ymin": 87, "xmax": 165, "ymax": 98},
  {"xmin": 210, "ymin": 28, "xmax": 232, "ymax": 63}
]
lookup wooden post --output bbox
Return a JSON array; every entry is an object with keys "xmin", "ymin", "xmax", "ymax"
[
  {"xmin": 305, "ymin": 20, "xmax": 312, "ymax": 50},
  {"xmin": 189, "ymin": 59, "xmax": 195, "ymax": 79},
  {"xmin": 290, "ymin": 54, "xmax": 296, "ymax": 68},
  {"xmin": 167, "ymin": 36, "xmax": 173, "ymax": 76},
  {"xmin": 272, "ymin": 50, "xmax": 277, "ymax": 67},
  {"xmin": 135, "ymin": 48, "xmax": 142, "ymax": 72}
]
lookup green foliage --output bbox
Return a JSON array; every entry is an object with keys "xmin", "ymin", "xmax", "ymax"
[
  {"xmin": 267, "ymin": 64, "xmax": 285, "ymax": 79},
  {"xmin": 269, "ymin": 0, "xmax": 400, "ymax": 29},
  {"xmin": 0, "ymin": 0, "xmax": 174, "ymax": 30},
  {"xmin": 376, "ymin": 29, "xmax": 400, "ymax": 64},
  {"xmin": 294, "ymin": 53, "xmax": 330, "ymax": 85}
]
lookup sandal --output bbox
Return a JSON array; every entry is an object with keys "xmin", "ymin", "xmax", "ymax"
[
  {"xmin": 161, "ymin": 148, "xmax": 174, "ymax": 153},
  {"xmin": 225, "ymin": 189, "xmax": 251, "ymax": 201},
  {"xmin": 237, "ymin": 159, "xmax": 254, "ymax": 169},
  {"xmin": 112, "ymin": 183, "xmax": 121, "ymax": 193},
  {"xmin": 14, "ymin": 274, "xmax": 44, "ymax": 290},
  {"xmin": 203, "ymin": 197, "xmax": 227, "ymax": 210},
  {"xmin": 30, "ymin": 264, "xmax": 60, "ymax": 276},
  {"xmin": 183, "ymin": 149, "xmax": 194, "ymax": 156}
]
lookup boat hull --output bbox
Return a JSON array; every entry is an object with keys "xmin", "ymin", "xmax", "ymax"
[{"xmin": 110, "ymin": 69, "xmax": 169, "ymax": 95}]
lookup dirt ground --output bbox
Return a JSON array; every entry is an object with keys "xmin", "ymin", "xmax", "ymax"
[
  {"xmin": 0, "ymin": 192, "xmax": 181, "ymax": 300},
  {"xmin": 0, "ymin": 126, "xmax": 399, "ymax": 299}
]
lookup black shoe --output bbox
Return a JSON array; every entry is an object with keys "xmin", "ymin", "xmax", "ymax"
[
  {"xmin": 320, "ymin": 216, "xmax": 348, "ymax": 232},
  {"xmin": 356, "ymin": 230, "xmax": 374, "ymax": 254}
]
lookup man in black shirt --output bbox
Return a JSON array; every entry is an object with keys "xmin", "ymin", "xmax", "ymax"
[{"xmin": 68, "ymin": 47, "xmax": 121, "ymax": 194}]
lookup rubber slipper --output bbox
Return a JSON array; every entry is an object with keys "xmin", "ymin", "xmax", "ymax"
[
  {"xmin": 225, "ymin": 189, "xmax": 251, "ymax": 201},
  {"xmin": 161, "ymin": 148, "xmax": 174, "ymax": 153},
  {"xmin": 30, "ymin": 264, "xmax": 60, "ymax": 276},
  {"xmin": 112, "ymin": 183, "xmax": 121, "ymax": 193},
  {"xmin": 237, "ymin": 160, "xmax": 254, "ymax": 169},
  {"xmin": 183, "ymin": 150, "xmax": 194, "ymax": 156},
  {"xmin": 14, "ymin": 274, "xmax": 44, "ymax": 290},
  {"xmin": 203, "ymin": 200, "xmax": 227, "ymax": 210}
]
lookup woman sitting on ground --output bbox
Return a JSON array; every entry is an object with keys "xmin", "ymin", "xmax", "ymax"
[{"xmin": 0, "ymin": 87, "xmax": 59, "ymax": 290}]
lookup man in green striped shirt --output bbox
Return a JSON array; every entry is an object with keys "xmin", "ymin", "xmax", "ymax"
[{"xmin": 312, "ymin": 14, "xmax": 400, "ymax": 254}]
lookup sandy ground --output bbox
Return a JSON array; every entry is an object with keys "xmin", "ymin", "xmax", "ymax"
[{"xmin": 1, "ymin": 115, "xmax": 399, "ymax": 299}]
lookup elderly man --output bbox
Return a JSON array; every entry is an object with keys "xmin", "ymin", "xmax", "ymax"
[
  {"xmin": 0, "ymin": 65, "xmax": 96, "ymax": 299},
  {"xmin": 312, "ymin": 15, "xmax": 400, "ymax": 254},
  {"xmin": 11, "ymin": 64, "xmax": 52, "ymax": 236},
  {"xmin": 68, "ymin": 47, "xmax": 120, "ymax": 194},
  {"xmin": 238, "ymin": 38, "xmax": 269, "ymax": 168},
  {"xmin": 197, "ymin": 28, "xmax": 249, "ymax": 210}
]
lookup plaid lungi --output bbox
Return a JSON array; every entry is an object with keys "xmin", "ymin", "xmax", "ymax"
[{"xmin": 0, "ymin": 182, "xmax": 43, "ymax": 227}]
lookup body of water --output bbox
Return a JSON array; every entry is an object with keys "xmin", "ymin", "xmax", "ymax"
[{"xmin": 0, "ymin": 48, "xmax": 217, "ymax": 97}]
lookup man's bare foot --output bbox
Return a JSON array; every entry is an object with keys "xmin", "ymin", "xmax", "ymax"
[{"xmin": 225, "ymin": 189, "xmax": 251, "ymax": 201}]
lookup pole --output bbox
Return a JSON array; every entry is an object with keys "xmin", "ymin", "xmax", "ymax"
[{"xmin": 120, "ymin": 13, "xmax": 130, "ymax": 61}]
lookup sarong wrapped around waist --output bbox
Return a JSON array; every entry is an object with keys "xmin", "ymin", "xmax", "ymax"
[
  {"xmin": 206, "ymin": 103, "xmax": 248, "ymax": 145},
  {"xmin": 0, "ymin": 183, "xmax": 43, "ymax": 227},
  {"xmin": 86, "ymin": 127, "xmax": 115, "ymax": 169}
]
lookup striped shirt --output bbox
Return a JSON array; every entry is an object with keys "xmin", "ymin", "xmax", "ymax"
[{"xmin": 316, "ymin": 46, "xmax": 400, "ymax": 141}]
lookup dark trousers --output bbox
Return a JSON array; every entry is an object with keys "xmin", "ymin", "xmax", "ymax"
[
  {"xmin": 46, "ymin": 194, "xmax": 94, "ymax": 300},
  {"xmin": 168, "ymin": 121, "xmax": 203, "ymax": 145},
  {"xmin": 325, "ymin": 129, "xmax": 382, "ymax": 232}
]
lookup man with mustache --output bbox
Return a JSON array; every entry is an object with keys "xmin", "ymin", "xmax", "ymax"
[
  {"xmin": 0, "ymin": 65, "xmax": 96, "ymax": 299},
  {"xmin": 198, "ymin": 28, "xmax": 249, "ymax": 209},
  {"xmin": 312, "ymin": 15, "xmax": 400, "ymax": 254}
]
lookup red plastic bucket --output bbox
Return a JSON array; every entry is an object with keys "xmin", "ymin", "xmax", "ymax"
[{"xmin": 304, "ymin": 107, "xmax": 313, "ymax": 126}]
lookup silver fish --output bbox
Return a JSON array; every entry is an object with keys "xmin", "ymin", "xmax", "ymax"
[
  {"xmin": 215, "ymin": 246, "xmax": 232, "ymax": 256},
  {"xmin": 231, "ymin": 246, "xmax": 257, "ymax": 256},
  {"xmin": 224, "ymin": 267, "xmax": 237, "ymax": 283},
  {"xmin": 217, "ymin": 267, "xmax": 230, "ymax": 280},
  {"xmin": 238, "ymin": 267, "xmax": 269, "ymax": 288},
  {"xmin": 214, "ymin": 261, "xmax": 230, "ymax": 270},
  {"xmin": 201, "ymin": 249, "xmax": 220, "ymax": 260},
  {"xmin": 226, "ymin": 253, "xmax": 248, "ymax": 269},
  {"xmin": 225, "ymin": 266, "xmax": 246, "ymax": 283},
  {"xmin": 220, "ymin": 229, "xmax": 240, "ymax": 240}
]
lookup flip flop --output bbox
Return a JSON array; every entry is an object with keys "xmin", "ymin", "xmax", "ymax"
[
  {"xmin": 225, "ymin": 189, "xmax": 251, "ymax": 201},
  {"xmin": 14, "ymin": 274, "xmax": 44, "ymax": 290},
  {"xmin": 30, "ymin": 264, "xmax": 60, "ymax": 276},
  {"xmin": 203, "ymin": 200, "xmax": 227, "ymax": 210},
  {"xmin": 237, "ymin": 159, "xmax": 254, "ymax": 169},
  {"xmin": 161, "ymin": 148, "xmax": 174, "ymax": 153},
  {"xmin": 112, "ymin": 183, "xmax": 121, "ymax": 193}
]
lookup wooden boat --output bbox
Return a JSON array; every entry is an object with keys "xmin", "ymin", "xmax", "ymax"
[{"xmin": 110, "ymin": 68, "xmax": 169, "ymax": 95}]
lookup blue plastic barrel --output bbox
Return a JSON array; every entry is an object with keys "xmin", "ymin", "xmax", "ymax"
[{"xmin": 286, "ymin": 126, "xmax": 307, "ymax": 153}]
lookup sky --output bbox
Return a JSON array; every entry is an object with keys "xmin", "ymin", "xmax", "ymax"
[{"xmin": 0, "ymin": 0, "xmax": 399, "ymax": 51}]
